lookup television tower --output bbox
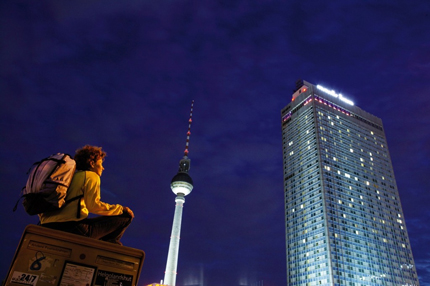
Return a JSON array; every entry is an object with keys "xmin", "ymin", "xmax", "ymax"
[{"xmin": 163, "ymin": 101, "xmax": 195, "ymax": 286}]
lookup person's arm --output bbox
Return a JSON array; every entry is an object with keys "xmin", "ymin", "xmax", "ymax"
[{"xmin": 84, "ymin": 172, "xmax": 124, "ymax": 216}]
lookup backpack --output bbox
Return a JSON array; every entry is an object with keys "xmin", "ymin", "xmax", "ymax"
[{"xmin": 14, "ymin": 153, "xmax": 82, "ymax": 215}]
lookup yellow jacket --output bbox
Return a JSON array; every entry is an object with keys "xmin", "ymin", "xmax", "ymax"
[{"xmin": 39, "ymin": 170, "xmax": 123, "ymax": 224}]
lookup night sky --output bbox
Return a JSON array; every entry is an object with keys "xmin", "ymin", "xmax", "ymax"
[{"xmin": 1, "ymin": 1, "xmax": 429, "ymax": 285}]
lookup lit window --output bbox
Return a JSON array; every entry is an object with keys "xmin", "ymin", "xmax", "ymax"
[
  {"xmin": 345, "ymin": 173, "xmax": 350, "ymax": 178},
  {"xmin": 366, "ymin": 181, "xmax": 370, "ymax": 185},
  {"xmin": 289, "ymin": 141, "xmax": 293, "ymax": 146},
  {"xmin": 350, "ymin": 149, "xmax": 353, "ymax": 153},
  {"xmin": 371, "ymin": 131, "xmax": 374, "ymax": 135}
]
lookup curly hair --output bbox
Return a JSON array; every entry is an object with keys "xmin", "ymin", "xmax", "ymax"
[{"xmin": 74, "ymin": 145, "xmax": 107, "ymax": 170}]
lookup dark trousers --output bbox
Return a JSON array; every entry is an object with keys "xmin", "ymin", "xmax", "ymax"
[{"xmin": 41, "ymin": 214, "xmax": 133, "ymax": 245}]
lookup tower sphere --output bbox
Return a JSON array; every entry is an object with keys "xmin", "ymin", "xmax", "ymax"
[{"xmin": 170, "ymin": 172, "xmax": 193, "ymax": 196}]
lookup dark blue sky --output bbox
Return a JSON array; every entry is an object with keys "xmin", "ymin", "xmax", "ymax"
[{"xmin": 1, "ymin": 1, "xmax": 429, "ymax": 285}]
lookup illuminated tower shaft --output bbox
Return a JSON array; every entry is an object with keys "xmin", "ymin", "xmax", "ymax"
[
  {"xmin": 163, "ymin": 195, "xmax": 185, "ymax": 286},
  {"xmin": 163, "ymin": 101, "xmax": 194, "ymax": 286}
]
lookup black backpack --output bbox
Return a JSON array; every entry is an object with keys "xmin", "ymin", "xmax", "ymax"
[{"xmin": 14, "ymin": 153, "xmax": 82, "ymax": 215}]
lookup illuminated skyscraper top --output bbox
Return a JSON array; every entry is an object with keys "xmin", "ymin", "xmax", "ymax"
[
  {"xmin": 281, "ymin": 80, "xmax": 420, "ymax": 285},
  {"xmin": 163, "ymin": 101, "xmax": 194, "ymax": 286}
]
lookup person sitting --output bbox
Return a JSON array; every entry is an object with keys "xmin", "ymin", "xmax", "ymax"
[{"xmin": 40, "ymin": 145, "xmax": 134, "ymax": 245}]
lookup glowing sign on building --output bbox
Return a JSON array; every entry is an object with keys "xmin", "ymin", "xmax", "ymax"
[{"xmin": 316, "ymin": 85, "xmax": 354, "ymax": 106}]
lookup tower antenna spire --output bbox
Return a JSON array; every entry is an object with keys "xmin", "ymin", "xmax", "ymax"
[{"xmin": 184, "ymin": 100, "xmax": 194, "ymax": 158}]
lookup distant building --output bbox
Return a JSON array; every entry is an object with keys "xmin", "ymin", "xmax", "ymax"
[{"xmin": 281, "ymin": 80, "xmax": 420, "ymax": 285}]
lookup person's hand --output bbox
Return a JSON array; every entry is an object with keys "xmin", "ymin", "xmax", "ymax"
[{"xmin": 123, "ymin": 207, "xmax": 134, "ymax": 218}]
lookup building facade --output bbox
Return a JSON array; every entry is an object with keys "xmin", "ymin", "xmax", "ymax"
[{"xmin": 281, "ymin": 80, "xmax": 419, "ymax": 286}]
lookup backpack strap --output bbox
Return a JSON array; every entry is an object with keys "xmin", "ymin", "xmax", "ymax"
[
  {"xmin": 63, "ymin": 195, "xmax": 84, "ymax": 219},
  {"xmin": 53, "ymin": 170, "xmax": 85, "ymax": 219},
  {"xmin": 65, "ymin": 170, "xmax": 86, "ymax": 219}
]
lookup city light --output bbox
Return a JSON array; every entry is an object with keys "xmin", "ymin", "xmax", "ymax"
[{"xmin": 316, "ymin": 84, "xmax": 355, "ymax": 106}]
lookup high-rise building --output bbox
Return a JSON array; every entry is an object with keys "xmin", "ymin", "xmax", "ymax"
[{"xmin": 281, "ymin": 80, "xmax": 420, "ymax": 286}]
